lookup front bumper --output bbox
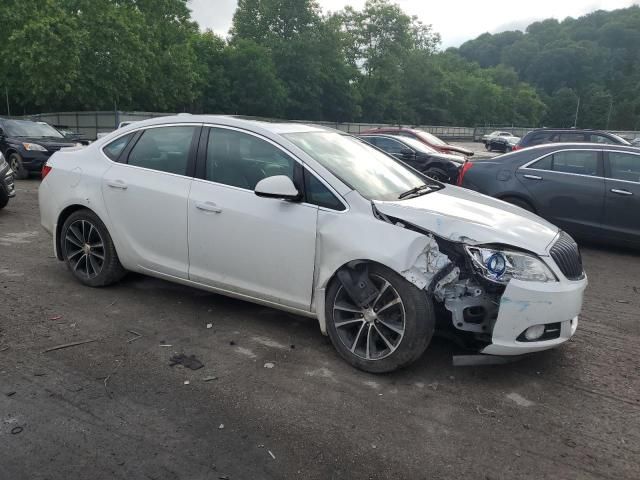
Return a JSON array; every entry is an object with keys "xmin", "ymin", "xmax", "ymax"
[
  {"xmin": 480, "ymin": 276, "xmax": 586, "ymax": 355},
  {"xmin": 21, "ymin": 151, "xmax": 52, "ymax": 172}
]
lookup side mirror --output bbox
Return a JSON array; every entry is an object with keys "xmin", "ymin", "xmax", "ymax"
[
  {"xmin": 254, "ymin": 175, "xmax": 300, "ymax": 201},
  {"xmin": 400, "ymin": 148, "xmax": 414, "ymax": 157}
]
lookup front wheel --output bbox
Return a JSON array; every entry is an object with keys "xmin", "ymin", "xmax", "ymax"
[
  {"xmin": 326, "ymin": 263, "xmax": 435, "ymax": 373},
  {"xmin": 8, "ymin": 153, "xmax": 28, "ymax": 180},
  {"xmin": 61, "ymin": 209, "xmax": 126, "ymax": 287}
]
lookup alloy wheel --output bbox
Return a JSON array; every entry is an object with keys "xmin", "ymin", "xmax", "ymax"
[
  {"xmin": 64, "ymin": 219, "xmax": 106, "ymax": 279},
  {"xmin": 333, "ymin": 274, "xmax": 406, "ymax": 361}
]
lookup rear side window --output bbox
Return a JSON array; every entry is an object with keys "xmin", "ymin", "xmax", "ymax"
[
  {"xmin": 529, "ymin": 151, "xmax": 600, "ymax": 176},
  {"xmin": 553, "ymin": 151, "xmax": 599, "ymax": 176},
  {"xmin": 558, "ymin": 132, "xmax": 585, "ymax": 142},
  {"xmin": 374, "ymin": 137, "xmax": 406, "ymax": 155},
  {"xmin": 127, "ymin": 126, "xmax": 196, "ymax": 175},
  {"xmin": 608, "ymin": 152, "xmax": 640, "ymax": 183},
  {"xmin": 103, "ymin": 133, "xmax": 134, "ymax": 161},
  {"xmin": 526, "ymin": 132, "xmax": 551, "ymax": 146},
  {"xmin": 303, "ymin": 170, "xmax": 345, "ymax": 211}
]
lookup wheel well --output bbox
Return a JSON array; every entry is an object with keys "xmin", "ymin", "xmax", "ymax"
[
  {"xmin": 5, "ymin": 148, "xmax": 17, "ymax": 157},
  {"xmin": 498, "ymin": 195, "xmax": 536, "ymax": 213},
  {"xmin": 55, "ymin": 205, "xmax": 93, "ymax": 260}
]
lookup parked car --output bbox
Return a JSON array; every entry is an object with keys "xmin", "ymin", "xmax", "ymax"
[
  {"xmin": 486, "ymin": 134, "xmax": 521, "ymax": 153},
  {"xmin": 359, "ymin": 134, "xmax": 464, "ymax": 184},
  {"xmin": 481, "ymin": 131, "xmax": 513, "ymax": 144},
  {"xmin": 459, "ymin": 143, "xmax": 640, "ymax": 248},
  {"xmin": 516, "ymin": 128, "xmax": 630, "ymax": 150},
  {"xmin": 360, "ymin": 126, "xmax": 474, "ymax": 157},
  {"xmin": 0, "ymin": 152, "xmax": 16, "ymax": 209},
  {"xmin": 39, "ymin": 116, "xmax": 586, "ymax": 373},
  {"xmin": 0, "ymin": 118, "xmax": 80, "ymax": 179}
]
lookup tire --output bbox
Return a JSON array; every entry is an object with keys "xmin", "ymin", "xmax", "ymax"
[
  {"xmin": 326, "ymin": 263, "xmax": 435, "ymax": 373},
  {"xmin": 502, "ymin": 196, "xmax": 535, "ymax": 213},
  {"xmin": 0, "ymin": 194, "xmax": 7, "ymax": 209},
  {"xmin": 485, "ymin": 143, "xmax": 492, "ymax": 151},
  {"xmin": 8, "ymin": 153, "xmax": 29, "ymax": 180},
  {"xmin": 424, "ymin": 167, "xmax": 450, "ymax": 183},
  {"xmin": 60, "ymin": 209, "xmax": 126, "ymax": 287}
]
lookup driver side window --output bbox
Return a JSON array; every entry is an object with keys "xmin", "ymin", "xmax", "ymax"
[{"xmin": 205, "ymin": 128, "xmax": 295, "ymax": 190}]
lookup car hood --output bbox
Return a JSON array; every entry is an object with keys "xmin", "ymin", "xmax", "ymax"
[
  {"xmin": 421, "ymin": 152, "xmax": 466, "ymax": 164},
  {"xmin": 373, "ymin": 186, "xmax": 559, "ymax": 256},
  {"xmin": 9, "ymin": 136, "xmax": 76, "ymax": 147}
]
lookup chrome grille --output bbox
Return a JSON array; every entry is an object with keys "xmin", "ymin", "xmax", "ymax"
[{"xmin": 550, "ymin": 232, "xmax": 584, "ymax": 280}]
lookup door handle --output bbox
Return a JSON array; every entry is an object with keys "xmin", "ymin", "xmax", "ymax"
[
  {"xmin": 610, "ymin": 188, "xmax": 633, "ymax": 196},
  {"xmin": 523, "ymin": 174, "xmax": 542, "ymax": 181},
  {"xmin": 107, "ymin": 180, "xmax": 128, "ymax": 190},
  {"xmin": 195, "ymin": 201, "xmax": 222, "ymax": 213}
]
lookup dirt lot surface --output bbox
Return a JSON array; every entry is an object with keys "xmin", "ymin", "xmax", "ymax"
[{"xmin": 1, "ymin": 180, "xmax": 639, "ymax": 480}]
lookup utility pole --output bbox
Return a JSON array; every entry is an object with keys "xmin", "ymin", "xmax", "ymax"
[
  {"xmin": 5, "ymin": 87, "xmax": 10, "ymax": 117},
  {"xmin": 573, "ymin": 96, "xmax": 580, "ymax": 128}
]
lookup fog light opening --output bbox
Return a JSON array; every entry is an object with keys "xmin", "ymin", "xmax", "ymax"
[{"xmin": 524, "ymin": 325, "xmax": 546, "ymax": 341}]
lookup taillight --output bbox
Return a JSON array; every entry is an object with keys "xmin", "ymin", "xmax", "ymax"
[
  {"xmin": 512, "ymin": 144, "xmax": 521, "ymax": 151},
  {"xmin": 456, "ymin": 161, "xmax": 473, "ymax": 186},
  {"xmin": 41, "ymin": 164, "xmax": 52, "ymax": 180}
]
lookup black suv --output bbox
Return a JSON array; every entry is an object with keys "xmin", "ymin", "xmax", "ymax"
[
  {"xmin": 0, "ymin": 118, "xmax": 78, "ymax": 179},
  {"xmin": 516, "ymin": 128, "xmax": 631, "ymax": 150}
]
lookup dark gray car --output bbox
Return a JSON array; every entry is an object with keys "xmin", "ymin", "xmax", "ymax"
[{"xmin": 459, "ymin": 143, "xmax": 640, "ymax": 247}]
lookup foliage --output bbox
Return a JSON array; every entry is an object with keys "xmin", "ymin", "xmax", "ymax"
[{"xmin": 2, "ymin": 0, "xmax": 639, "ymax": 129}]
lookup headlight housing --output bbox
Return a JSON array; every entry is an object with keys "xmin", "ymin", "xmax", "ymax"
[
  {"xmin": 466, "ymin": 246, "xmax": 557, "ymax": 284},
  {"xmin": 22, "ymin": 142, "xmax": 47, "ymax": 151}
]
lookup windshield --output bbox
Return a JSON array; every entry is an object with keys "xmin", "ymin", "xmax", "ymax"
[
  {"xmin": 395, "ymin": 136, "xmax": 438, "ymax": 154},
  {"xmin": 415, "ymin": 129, "xmax": 446, "ymax": 146},
  {"xmin": 285, "ymin": 132, "xmax": 431, "ymax": 201},
  {"xmin": 4, "ymin": 120, "xmax": 64, "ymax": 138}
]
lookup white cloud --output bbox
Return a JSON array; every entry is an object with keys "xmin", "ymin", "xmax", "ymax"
[{"xmin": 189, "ymin": 0, "xmax": 640, "ymax": 47}]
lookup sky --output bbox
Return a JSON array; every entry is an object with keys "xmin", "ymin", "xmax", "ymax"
[{"xmin": 189, "ymin": 0, "xmax": 640, "ymax": 48}]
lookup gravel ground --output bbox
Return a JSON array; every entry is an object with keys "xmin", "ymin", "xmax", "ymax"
[{"xmin": 1, "ymin": 179, "xmax": 638, "ymax": 480}]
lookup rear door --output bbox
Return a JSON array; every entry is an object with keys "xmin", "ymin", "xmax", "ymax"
[
  {"xmin": 102, "ymin": 124, "xmax": 200, "ymax": 279},
  {"xmin": 602, "ymin": 150, "xmax": 640, "ymax": 244},
  {"xmin": 516, "ymin": 149, "xmax": 606, "ymax": 237}
]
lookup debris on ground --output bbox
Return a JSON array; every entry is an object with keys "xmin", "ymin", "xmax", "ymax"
[
  {"xmin": 476, "ymin": 406, "xmax": 496, "ymax": 416},
  {"xmin": 0, "ymin": 346, "xmax": 8, "ymax": 352},
  {"xmin": 218, "ymin": 424, "xmax": 224, "ymax": 429},
  {"xmin": 49, "ymin": 315, "xmax": 63, "ymax": 321},
  {"xmin": 43, "ymin": 338, "xmax": 97, "ymax": 353},
  {"xmin": 6, "ymin": 391, "xmax": 16, "ymax": 397},
  {"xmin": 203, "ymin": 376, "xmax": 218, "ymax": 382},
  {"xmin": 263, "ymin": 362, "xmax": 275, "ymax": 369},
  {"xmin": 616, "ymin": 299, "xmax": 630, "ymax": 304},
  {"xmin": 183, "ymin": 380, "xmax": 190, "ymax": 385},
  {"xmin": 159, "ymin": 344, "xmax": 173, "ymax": 347},
  {"xmin": 11, "ymin": 426, "xmax": 23, "ymax": 435},
  {"xmin": 206, "ymin": 323, "xmax": 213, "ymax": 329},
  {"xmin": 169, "ymin": 354, "xmax": 204, "ymax": 370},
  {"xmin": 268, "ymin": 450, "xmax": 276, "ymax": 460},
  {"xmin": 229, "ymin": 341, "xmax": 236, "ymax": 346},
  {"xmin": 126, "ymin": 330, "xmax": 143, "ymax": 343}
]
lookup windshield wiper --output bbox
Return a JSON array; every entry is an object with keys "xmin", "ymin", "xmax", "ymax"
[{"xmin": 398, "ymin": 184, "xmax": 433, "ymax": 199}]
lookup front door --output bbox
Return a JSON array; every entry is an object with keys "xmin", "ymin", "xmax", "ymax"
[
  {"xmin": 602, "ymin": 151, "xmax": 640, "ymax": 244},
  {"xmin": 102, "ymin": 125, "xmax": 200, "ymax": 279},
  {"xmin": 187, "ymin": 126, "xmax": 318, "ymax": 311}
]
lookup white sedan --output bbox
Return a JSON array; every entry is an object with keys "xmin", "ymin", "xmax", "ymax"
[{"xmin": 39, "ymin": 116, "xmax": 586, "ymax": 372}]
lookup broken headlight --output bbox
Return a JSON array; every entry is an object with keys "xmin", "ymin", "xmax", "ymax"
[{"xmin": 465, "ymin": 246, "xmax": 557, "ymax": 284}]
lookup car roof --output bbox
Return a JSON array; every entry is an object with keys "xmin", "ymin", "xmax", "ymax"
[
  {"xmin": 518, "ymin": 142, "xmax": 640, "ymax": 153},
  {"xmin": 527, "ymin": 128, "xmax": 612, "ymax": 134},
  {"xmin": 116, "ymin": 114, "xmax": 333, "ymax": 136}
]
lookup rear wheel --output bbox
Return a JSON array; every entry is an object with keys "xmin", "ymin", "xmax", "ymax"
[
  {"xmin": 61, "ymin": 209, "xmax": 126, "ymax": 287},
  {"xmin": 326, "ymin": 263, "xmax": 435, "ymax": 373},
  {"xmin": 502, "ymin": 196, "xmax": 535, "ymax": 213},
  {"xmin": 8, "ymin": 153, "xmax": 28, "ymax": 180},
  {"xmin": 485, "ymin": 143, "xmax": 492, "ymax": 151}
]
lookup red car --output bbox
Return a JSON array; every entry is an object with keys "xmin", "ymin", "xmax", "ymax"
[{"xmin": 360, "ymin": 127, "xmax": 474, "ymax": 157}]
